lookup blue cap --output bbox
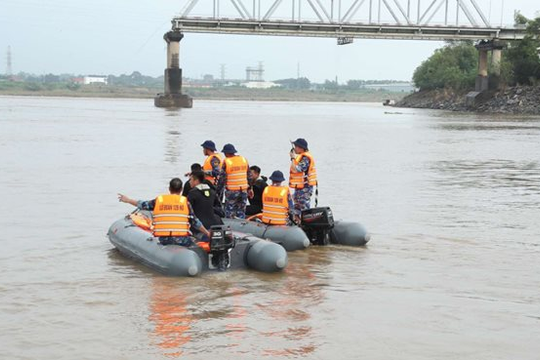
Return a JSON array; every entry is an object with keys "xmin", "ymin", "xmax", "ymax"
[
  {"xmin": 201, "ymin": 140, "xmax": 217, "ymax": 152},
  {"xmin": 221, "ymin": 143, "xmax": 238, "ymax": 154},
  {"xmin": 269, "ymin": 170, "xmax": 285, "ymax": 182},
  {"xmin": 293, "ymin": 138, "xmax": 309, "ymax": 150}
]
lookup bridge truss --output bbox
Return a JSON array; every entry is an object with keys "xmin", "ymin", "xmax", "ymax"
[{"xmin": 173, "ymin": 0, "xmax": 525, "ymax": 41}]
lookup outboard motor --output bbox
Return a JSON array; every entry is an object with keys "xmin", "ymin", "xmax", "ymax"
[
  {"xmin": 301, "ymin": 207, "xmax": 335, "ymax": 245},
  {"xmin": 209, "ymin": 225, "xmax": 235, "ymax": 271}
]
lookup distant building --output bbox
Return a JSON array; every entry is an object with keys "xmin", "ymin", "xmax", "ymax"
[
  {"xmin": 244, "ymin": 81, "xmax": 280, "ymax": 89},
  {"xmin": 71, "ymin": 77, "xmax": 85, "ymax": 84},
  {"xmin": 246, "ymin": 62, "xmax": 264, "ymax": 82},
  {"xmin": 83, "ymin": 75, "xmax": 108, "ymax": 85}
]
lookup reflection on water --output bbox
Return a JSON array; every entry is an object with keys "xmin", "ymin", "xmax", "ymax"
[
  {"xmin": 142, "ymin": 250, "xmax": 331, "ymax": 358},
  {"xmin": 150, "ymin": 279, "xmax": 193, "ymax": 358},
  {"xmin": 165, "ymin": 120, "xmax": 182, "ymax": 165}
]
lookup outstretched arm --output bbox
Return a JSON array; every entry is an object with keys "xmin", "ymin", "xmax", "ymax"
[
  {"xmin": 118, "ymin": 193, "xmax": 138, "ymax": 207},
  {"xmin": 118, "ymin": 194, "xmax": 155, "ymax": 210}
]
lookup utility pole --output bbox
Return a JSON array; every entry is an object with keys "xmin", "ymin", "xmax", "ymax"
[
  {"xmin": 6, "ymin": 46, "xmax": 13, "ymax": 76},
  {"xmin": 297, "ymin": 62, "xmax": 300, "ymax": 79}
]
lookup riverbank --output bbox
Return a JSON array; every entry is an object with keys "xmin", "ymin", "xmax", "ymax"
[
  {"xmin": 395, "ymin": 85, "xmax": 540, "ymax": 115},
  {"xmin": 0, "ymin": 82, "xmax": 407, "ymax": 103}
]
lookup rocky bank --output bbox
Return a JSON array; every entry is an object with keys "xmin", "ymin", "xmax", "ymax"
[{"xmin": 395, "ymin": 85, "xmax": 540, "ymax": 115}]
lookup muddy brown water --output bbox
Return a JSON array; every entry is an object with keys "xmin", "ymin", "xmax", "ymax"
[{"xmin": 1, "ymin": 96, "xmax": 539, "ymax": 359}]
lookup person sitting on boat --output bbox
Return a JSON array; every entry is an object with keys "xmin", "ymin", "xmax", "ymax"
[
  {"xmin": 117, "ymin": 177, "xmax": 211, "ymax": 246},
  {"xmin": 201, "ymin": 140, "xmax": 223, "ymax": 186},
  {"xmin": 187, "ymin": 170, "xmax": 224, "ymax": 232},
  {"xmin": 182, "ymin": 163, "xmax": 215, "ymax": 197},
  {"xmin": 246, "ymin": 165, "xmax": 268, "ymax": 216},
  {"xmin": 216, "ymin": 143, "xmax": 252, "ymax": 219},
  {"xmin": 289, "ymin": 138, "xmax": 317, "ymax": 222},
  {"xmin": 261, "ymin": 170, "xmax": 294, "ymax": 226}
]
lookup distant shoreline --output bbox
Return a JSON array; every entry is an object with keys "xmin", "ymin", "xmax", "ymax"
[
  {"xmin": 0, "ymin": 86, "xmax": 408, "ymax": 103},
  {"xmin": 394, "ymin": 86, "xmax": 540, "ymax": 115}
]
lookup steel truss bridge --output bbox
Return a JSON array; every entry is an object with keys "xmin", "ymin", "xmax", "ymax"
[{"xmin": 172, "ymin": 0, "xmax": 525, "ymax": 41}]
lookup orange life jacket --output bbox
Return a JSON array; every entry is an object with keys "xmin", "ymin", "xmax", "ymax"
[
  {"xmin": 152, "ymin": 194, "xmax": 191, "ymax": 237},
  {"xmin": 225, "ymin": 155, "xmax": 249, "ymax": 191},
  {"xmin": 130, "ymin": 213, "xmax": 152, "ymax": 232},
  {"xmin": 197, "ymin": 241, "xmax": 210, "ymax": 253},
  {"xmin": 262, "ymin": 185, "xmax": 290, "ymax": 225},
  {"xmin": 203, "ymin": 153, "xmax": 223, "ymax": 184},
  {"xmin": 289, "ymin": 151, "xmax": 317, "ymax": 189}
]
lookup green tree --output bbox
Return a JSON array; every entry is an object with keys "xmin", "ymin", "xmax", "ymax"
[
  {"xmin": 346, "ymin": 80, "xmax": 366, "ymax": 89},
  {"xmin": 413, "ymin": 42, "xmax": 478, "ymax": 90},
  {"xmin": 274, "ymin": 77, "xmax": 311, "ymax": 89},
  {"xmin": 504, "ymin": 13, "xmax": 540, "ymax": 85}
]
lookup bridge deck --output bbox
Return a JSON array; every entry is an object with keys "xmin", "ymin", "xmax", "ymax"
[{"xmin": 172, "ymin": 18, "xmax": 525, "ymax": 41}]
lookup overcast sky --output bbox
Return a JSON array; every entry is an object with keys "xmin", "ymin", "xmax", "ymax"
[{"xmin": 1, "ymin": 0, "xmax": 538, "ymax": 82}]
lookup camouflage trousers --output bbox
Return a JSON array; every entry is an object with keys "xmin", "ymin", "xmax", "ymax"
[
  {"xmin": 224, "ymin": 190, "xmax": 248, "ymax": 219},
  {"xmin": 293, "ymin": 186, "xmax": 314, "ymax": 216},
  {"xmin": 158, "ymin": 236, "xmax": 194, "ymax": 247}
]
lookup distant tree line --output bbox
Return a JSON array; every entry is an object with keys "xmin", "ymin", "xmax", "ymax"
[
  {"xmin": 107, "ymin": 71, "xmax": 163, "ymax": 87},
  {"xmin": 413, "ymin": 13, "xmax": 540, "ymax": 91},
  {"xmin": 2, "ymin": 70, "xmax": 409, "ymax": 93},
  {"xmin": 273, "ymin": 77, "xmax": 410, "ymax": 91}
]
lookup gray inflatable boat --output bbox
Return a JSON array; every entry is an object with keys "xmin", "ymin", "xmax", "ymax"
[
  {"xmin": 224, "ymin": 207, "xmax": 370, "ymax": 249},
  {"xmin": 222, "ymin": 218, "xmax": 311, "ymax": 251},
  {"xmin": 107, "ymin": 213, "xmax": 288, "ymax": 277}
]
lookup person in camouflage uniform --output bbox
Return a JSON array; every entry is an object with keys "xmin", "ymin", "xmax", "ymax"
[
  {"xmin": 292, "ymin": 185, "xmax": 313, "ymax": 217},
  {"xmin": 289, "ymin": 138, "xmax": 317, "ymax": 222},
  {"xmin": 200, "ymin": 140, "xmax": 222, "ymax": 184},
  {"xmin": 223, "ymin": 190, "xmax": 248, "ymax": 219},
  {"xmin": 117, "ymin": 178, "xmax": 211, "ymax": 246},
  {"xmin": 216, "ymin": 144, "xmax": 251, "ymax": 219}
]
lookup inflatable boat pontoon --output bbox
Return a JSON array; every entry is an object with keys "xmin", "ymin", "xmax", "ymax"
[
  {"xmin": 107, "ymin": 212, "xmax": 288, "ymax": 277},
  {"xmin": 224, "ymin": 207, "xmax": 370, "ymax": 250}
]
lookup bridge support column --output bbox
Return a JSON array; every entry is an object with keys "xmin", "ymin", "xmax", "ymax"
[
  {"xmin": 489, "ymin": 46, "xmax": 504, "ymax": 89},
  {"xmin": 475, "ymin": 49, "xmax": 489, "ymax": 92},
  {"xmin": 474, "ymin": 40, "xmax": 505, "ymax": 92},
  {"xmin": 467, "ymin": 40, "xmax": 506, "ymax": 107},
  {"xmin": 491, "ymin": 48, "xmax": 502, "ymax": 76},
  {"xmin": 155, "ymin": 31, "xmax": 192, "ymax": 108}
]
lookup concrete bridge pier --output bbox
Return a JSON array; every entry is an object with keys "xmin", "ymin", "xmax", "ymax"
[
  {"xmin": 474, "ymin": 40, "xmax": 505, "ymax": 92},
  {"xmin": 154, "ymin": 31, "xmax": 193, "ymax": 108},
  {"xmin": 467, "ymin": 40, "xmax": 505, "ymax": 106},
  {"xmin": 476, "ymin": 47, "xmax": 489, "ymax": 92}
]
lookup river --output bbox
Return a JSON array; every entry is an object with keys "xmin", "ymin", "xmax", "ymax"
[{"xmin": 1, "ymin": 96, "xmax": 539, "ymax": 360}]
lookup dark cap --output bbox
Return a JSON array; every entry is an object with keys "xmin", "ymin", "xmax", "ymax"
[
  {"xmin": 221, "ymin": 143, "xmax": 238, "ymax": 154},
  {"xmin": 293, "ymin": 138, "xmax": 309, "ymax": 150},
  {"xmin": 201, "ymin": 140, "xmax": 217, "ymax": 151},
  {"xmin": 269, "ymin": 170, "xmax": 286, "ymax": 182}
]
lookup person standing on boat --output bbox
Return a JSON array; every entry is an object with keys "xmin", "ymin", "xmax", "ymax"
[
  {"xmin": 289, "ymin": 138, "xmax": 317, "ymax": 222},
  {"xmin": 216, "ymin": 143, "xmax": 251, "ymax": 219},
  {"xmin": 246, "ymin": 165, "xmax": 268, "ymax": 216},
  {"xmin": 201, "ymin": 140, "xmax": 223, "ymax": 186},
  {"xmin": 117, "ymin": 178, "xmax": 211, "ymax": 246},
  {"xmin": 187, "ymin": 170, "xmax": 223, "ymax": 230},
  {"xmin": 262, "ymin": 170, "xmax": 294, "ymax": 225}
]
